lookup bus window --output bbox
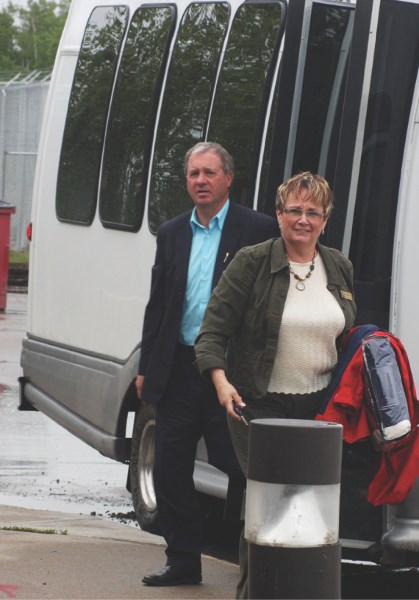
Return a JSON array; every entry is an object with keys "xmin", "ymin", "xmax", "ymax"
[
  {"xmin": 148, "ymin": 2, "xmax": 229, "ymax": 234},
  {"xmin": 56, "ymin": 6, "xmax": 128, "ymax": 225},
  {"xmin": 349, "ymin": 0, "xmax": 419, "ymax": 328},
  {"xmin": 257, "ymin": 82, "xmax": 280, "ymax": 218},
  {"xmin": 99, "ymin": 6, "xmax": 176, "ymax": 231},
  {"xmin": 207, "ymin": 0, "xmax": 285, "ymax": 208},
  {"xmin": 291, "ymin": 3, "xmax": 354, "ymax": 180},
  {"xmin": 259, "ymin": 1, "xmax": 354, "ymax": 218}
]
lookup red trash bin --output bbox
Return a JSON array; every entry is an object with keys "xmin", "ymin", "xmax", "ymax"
[{"xmin": 0, "ymin": 201, "xmax": 16, "ymax": 311}]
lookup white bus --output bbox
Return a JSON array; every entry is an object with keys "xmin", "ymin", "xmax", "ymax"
[{"xmin": 20, "ymin": 0, "xmax": 419, "ymax": 566}]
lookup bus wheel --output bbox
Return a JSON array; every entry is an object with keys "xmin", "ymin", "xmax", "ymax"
[{"xmin": 130, "ymin": 405, "xmax": 160, "ymax": 535}]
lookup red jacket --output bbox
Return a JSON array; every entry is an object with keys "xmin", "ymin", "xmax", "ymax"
[{"xmin": 316, "ymin": 326, "xmax": 419, "ymax": 505}]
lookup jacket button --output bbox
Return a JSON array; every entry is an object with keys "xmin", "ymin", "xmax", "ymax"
[{"xmin": 327, "ymin": 284, "xmax": 335, "ymax": 291}]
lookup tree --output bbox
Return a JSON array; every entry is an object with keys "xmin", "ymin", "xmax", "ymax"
[
  {"xmin": 0, "ymin": 4, "xmax": 19, "ymax": 72},
  {"xmin": 0, "ymin": 0, "xmax": 70, "ymax": 75}
]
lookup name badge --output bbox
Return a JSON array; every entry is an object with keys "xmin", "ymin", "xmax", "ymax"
[{"xmin": 340, "ymin": 290, "xmax": 353, "ymax": 301}]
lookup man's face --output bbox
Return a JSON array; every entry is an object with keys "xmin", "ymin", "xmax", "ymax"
[{"xmin": 186, "ymin": 151, "xmax": 232, "ymax": 213}]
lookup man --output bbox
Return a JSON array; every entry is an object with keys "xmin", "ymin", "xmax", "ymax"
[{"xmin": 136, "ymin": 142, "xmax": 279, "ymax": 587}]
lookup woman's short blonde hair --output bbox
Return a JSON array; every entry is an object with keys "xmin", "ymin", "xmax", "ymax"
[{"xmin": 276, "ymin": 172, "xmax": 334, "ymax": 217}]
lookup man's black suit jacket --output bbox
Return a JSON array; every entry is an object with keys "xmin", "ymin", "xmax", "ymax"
[{"xmin": 138, "ymin": 202, "xmax": 279, "ymax": 406}]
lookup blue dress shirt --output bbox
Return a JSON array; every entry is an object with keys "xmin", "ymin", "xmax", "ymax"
[{"xmin": 179, "ymin": 200, "xmax": 230, "ymax": 346}]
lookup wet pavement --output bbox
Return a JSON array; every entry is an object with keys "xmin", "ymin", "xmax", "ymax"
[
  {"xmin": 0, "ymin": 293, "xmax": 135, "ymax": 520},
  {"xmin": 0, "ymin": 292, "xmax": 26, "ymax": 388},
  {"xmin": 0, "ymin": 292, "xmax": 239, "ymax": 599},
  {"xmin": 0, "ymin": 382, "xmax": 135, "ymax": 520}
]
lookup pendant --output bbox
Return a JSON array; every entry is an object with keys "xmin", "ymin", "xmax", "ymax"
[{"xmin": 288, "ymin": 251, "xmax": 316, "ymax": 291}]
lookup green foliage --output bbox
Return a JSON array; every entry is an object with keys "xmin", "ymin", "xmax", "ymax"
[
  {"xmin": 0, "ymin": 9, "xmax": 19, "ymax": 69},
  {"xmin": 0, "ymin": 0, "xmax": 70, "ymax": 75},
  {"xmin": 9, "ymin": 249, "xmax": 29, "ymax": 264},
  {"xmin": 0, "ymin": 525, "xmax": 68, "ymax": 534}
]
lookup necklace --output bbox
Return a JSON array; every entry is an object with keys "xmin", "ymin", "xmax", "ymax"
[{"xmin": 287, "ymin": 251, "xmax": 316, "ymax": 291}]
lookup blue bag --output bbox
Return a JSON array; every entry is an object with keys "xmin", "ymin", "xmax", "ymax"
[{"xmin": 362, "ymin": 335, "xmax": 411, "ymax": 442}]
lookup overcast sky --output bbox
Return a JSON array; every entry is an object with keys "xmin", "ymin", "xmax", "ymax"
[{"xmin": 0, "ymin": 0, "xmax": 28, "ymax": 9}]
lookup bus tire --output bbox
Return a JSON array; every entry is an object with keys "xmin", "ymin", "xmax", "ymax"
[{"xmin": 130, "ymin": 405, "xmax": 161, "ymax": 535}]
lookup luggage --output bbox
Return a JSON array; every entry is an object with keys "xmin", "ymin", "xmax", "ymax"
[{"xmin": 362, "ymin": 334, "xmax": 411, "ymax": 442}]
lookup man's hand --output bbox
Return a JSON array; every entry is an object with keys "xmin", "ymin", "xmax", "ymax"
[
  {"xmin": 135, "ymin": 375, "xmax": 145, "ymax": 400},
  {"xmin": 210, "ymin": 368, "xmax": 245, "ymax": 421}
]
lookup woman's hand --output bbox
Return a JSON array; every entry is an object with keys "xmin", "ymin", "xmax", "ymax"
[
  {"xmin": 210, "ymin": 368, "xmax": 245, "ymax": 421},
  {"xmin": 371, "ymin": 429, "xmax": 402, "ymax": 452}
]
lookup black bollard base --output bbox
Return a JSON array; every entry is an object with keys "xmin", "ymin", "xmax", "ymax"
[{"xmin": 248, "ymin": 542, "xmax": 341, "ymax": 599}]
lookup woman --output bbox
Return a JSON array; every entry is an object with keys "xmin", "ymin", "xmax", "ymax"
[{"xmin": 194, "ymin": 172, "xmax": 356, "ymax": 598}]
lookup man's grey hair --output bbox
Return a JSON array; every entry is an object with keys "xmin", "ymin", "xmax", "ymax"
[{"xmin": 184, "ymin": 142, "xmax": 235, "ymax": 176}]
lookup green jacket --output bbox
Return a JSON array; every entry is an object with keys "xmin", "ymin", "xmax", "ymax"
[{"xmin": 195, "ymin": 237, "xmax": 357, "ymax": 400}]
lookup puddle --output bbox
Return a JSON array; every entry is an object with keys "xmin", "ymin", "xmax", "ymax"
[{"xmin": 0, "ymin": 385, "xmax": 133, "ymax": 522}]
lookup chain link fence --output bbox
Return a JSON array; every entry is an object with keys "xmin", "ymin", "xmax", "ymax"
[{"xmin": 0, "ymin": 71, "xmax": 50, "ymax": 251}]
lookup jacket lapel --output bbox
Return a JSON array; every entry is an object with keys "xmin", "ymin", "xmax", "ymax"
[
  {"xmin": 318, "ymin": 243, "xmax": 349, "ymax": 287},
  {"xmin": 175, "ymin": 213, "xmax": 193, "ymax": 300},
  {"xmin": 212, "ymin": 203, "xmax": 242, "ymax": 288}
]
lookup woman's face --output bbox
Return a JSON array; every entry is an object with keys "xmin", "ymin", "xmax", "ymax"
[{"xmin": 276, "ymin": 188, "xmax": 328, "ymax": 251}]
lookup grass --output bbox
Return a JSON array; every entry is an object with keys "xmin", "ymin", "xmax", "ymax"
[
  {"xmin": 0, "ymin": 525, "xmax": 67, "ymax": 535},
  {"xmin": 9, "ymin": 250, "xmax": 29, "ymax": 264}
]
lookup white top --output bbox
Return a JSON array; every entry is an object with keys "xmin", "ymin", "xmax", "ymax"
[{"xmin": 267, "ymin": 254, "xmax": 345, "ymax": 394}]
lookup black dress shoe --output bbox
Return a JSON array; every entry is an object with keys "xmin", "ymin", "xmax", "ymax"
[{"xmin": 142, "ymin": 565, "xmax": 202, "ymax": 586}]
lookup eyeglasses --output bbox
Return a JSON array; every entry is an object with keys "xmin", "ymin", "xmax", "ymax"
[{"xmin": 282, "ymin": 207, "xmax": 325, "ymax": 221}]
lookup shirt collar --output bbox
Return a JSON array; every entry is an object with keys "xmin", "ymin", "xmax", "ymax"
[{"xmin": 190, "ymin": 199, "xmax": 230, "ymax": 232}]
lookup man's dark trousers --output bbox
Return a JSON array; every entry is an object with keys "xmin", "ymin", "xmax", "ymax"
[{"xmin": 153, "ymin": 343, "xmax": 243, "ymax": 570}]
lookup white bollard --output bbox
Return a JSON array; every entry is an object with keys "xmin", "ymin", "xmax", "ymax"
[{"xmin": 246, "ymin": 418, "xmax": 343, "ymax": 599}]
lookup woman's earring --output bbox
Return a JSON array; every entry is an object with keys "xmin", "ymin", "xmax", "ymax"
[{"xmin": 321, "ymin": 229, "xmax": 325, "ymax": 235}]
